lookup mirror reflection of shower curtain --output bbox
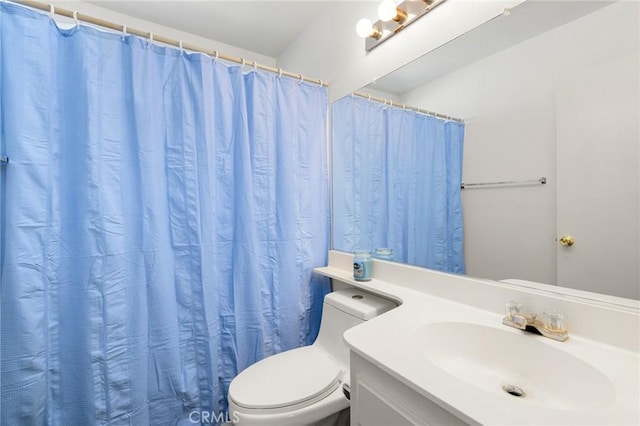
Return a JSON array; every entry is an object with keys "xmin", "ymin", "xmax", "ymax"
[
  {"xmin": 332, "ymin": 96, "xmax": 465, "ymax": 273},
  {"xmin": 0, "ymin": 3, "xmax": 330, "ymax": 424}
]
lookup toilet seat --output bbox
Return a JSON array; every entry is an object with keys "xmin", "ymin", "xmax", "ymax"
[{"xmin": 228, "ymin": 346, "xmax": 343, "ymax": 411}]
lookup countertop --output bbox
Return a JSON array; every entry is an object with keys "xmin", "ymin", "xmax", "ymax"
[{"xmin": 314, "ymin": 265, "xmax": 640, "ymax": 425}]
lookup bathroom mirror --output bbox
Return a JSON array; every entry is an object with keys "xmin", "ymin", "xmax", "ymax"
[{"xmin": 331, "ymin": 0, "xmax": 639, "ymax": 300}]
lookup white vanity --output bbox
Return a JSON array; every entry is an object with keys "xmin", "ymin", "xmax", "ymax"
[{"xmin": 315, "ymin": 251, "xmax": 640, "ymax": 426}]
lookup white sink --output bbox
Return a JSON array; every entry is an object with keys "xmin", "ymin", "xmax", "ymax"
[{"xmin": 414, "ymin": 322, "xmax": 616, "ymax": 411}]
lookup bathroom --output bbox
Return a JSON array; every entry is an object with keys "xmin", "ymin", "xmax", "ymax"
[{"xmin": 0, "ymin": 0, "xmax": 638, "ymax": 425}]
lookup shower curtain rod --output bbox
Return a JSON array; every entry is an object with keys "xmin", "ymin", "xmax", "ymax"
[
  {"xmin": 353, "ymin": 91, "xmax": 464, "ymax": 123},
  {"xmin": 13, "ymin": 0, "xmax": 329, "ymax": 88}
]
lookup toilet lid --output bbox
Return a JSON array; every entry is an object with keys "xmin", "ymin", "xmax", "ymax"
[{"xmin": 228, "ymin": 346, "xmax": 343, "ymax": 410}]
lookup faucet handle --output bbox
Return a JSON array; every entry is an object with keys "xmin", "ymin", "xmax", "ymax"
[
  {"xmin": 543, "ymin": 310, "xmax": 565, "ymax": 332},
  {"xmin": 505, "ymin": 301, "xmax": 523, "ymax": 320}
]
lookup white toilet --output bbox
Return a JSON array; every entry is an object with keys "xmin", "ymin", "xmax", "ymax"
[{"xmin": 227, "ymin": 288, "xmax": 396, "ymax": 426}]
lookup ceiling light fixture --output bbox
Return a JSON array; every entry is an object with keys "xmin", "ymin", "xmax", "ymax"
[
  {"xmin": 357, "ymin": 0, "xmax": 446, "ymax": 51},
  {"xmin": 355, "ymin": 18, "xmax": 382, "ymax": 39},
  {"xmin": 378, "ymin": 0, "xmax": 407, "ymax": 23}
]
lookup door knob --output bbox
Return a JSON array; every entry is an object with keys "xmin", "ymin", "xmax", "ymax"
[{"xmin": 558, "ymin": 235, "xmax": 575, "ymax": 247}]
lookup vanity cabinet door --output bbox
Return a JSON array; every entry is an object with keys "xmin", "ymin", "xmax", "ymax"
[
  {"xmin": 354, "ymin": 381, "xmax": 418, "ymax": 426},
  {"xmin": 350, "ymin": 352, "xmax": 468, "ymax": 426}
]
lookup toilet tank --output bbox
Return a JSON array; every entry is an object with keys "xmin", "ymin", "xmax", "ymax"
[{"xmin": 313, "ymin": 288, "xmax": 396, "ymax": 372}]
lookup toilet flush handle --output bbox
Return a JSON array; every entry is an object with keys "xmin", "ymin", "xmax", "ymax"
[{"xmin": 342, "ymin": 383, "xmax": 351, "ymax": 400}]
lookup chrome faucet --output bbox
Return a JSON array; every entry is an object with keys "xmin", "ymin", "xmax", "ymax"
[{"xmin": 503, "ymin": 301, "xmax": 569, "ymax": 342}]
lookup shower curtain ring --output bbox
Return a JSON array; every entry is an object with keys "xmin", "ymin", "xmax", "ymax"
[
  {"xmin": 240, "ymin": 58, "xmax": 246, "ymax": 68},
  {"xmin": 367, "ymin": 94, "xmax": 371, "ymax": 101},
  {"xmin": 277, "ymin": 68, "xmax": 283, "ymax": 78},
  {"xmin": 121, "ymin": 25, "xmax": 127, "ymax": 39},
  {"xmin": 213, "ymin": 50, "xmax": 219, "ymax": 61},
  {"xmin": 73, "ymin": 11, "xmax": 80, "ymax": 27},
  {"xmin": 318, "ymin": 80, "xmax": 323, "ymax": 87},
  {"xmin": 179, "ymin": 40, "xmax": 184, "ymax": 53},
  {"xmin": 253, "ymin": 61, "xmax": 258, "ymax": 72},
  {"xmin": 48, "ymin": 4, "xmax": 55, "ymax": 19},
  {"xmin": 298, "ymin": 74, "xmax": 304, "ymax": 84}
]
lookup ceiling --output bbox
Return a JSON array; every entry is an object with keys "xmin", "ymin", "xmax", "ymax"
[{"xmin": 88, "ymin": 1, "xmax": 338, "ymax": 57}]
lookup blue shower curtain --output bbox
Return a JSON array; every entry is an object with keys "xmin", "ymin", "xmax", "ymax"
[
  {"xmin": 332, "ymin": 95, "xmax": 465, "ymax": 273},
  {"xmin": 0, "ymin": 3, "xmax": 330, "ymax": 425}
]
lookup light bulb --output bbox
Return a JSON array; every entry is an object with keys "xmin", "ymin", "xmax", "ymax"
[
  {"xmin": 356, "ymin": 18, "xmax": 374, "ymax": 38},
  {"xmin": 378, "ymin": 0, "xmax": 398, "ymax": 22}
]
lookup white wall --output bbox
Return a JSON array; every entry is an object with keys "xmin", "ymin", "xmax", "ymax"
[
  {"xmin": 400, "ymin": 2, "xmax": 639, "ymax": 295},
  {"xmin": 52, "ymin": 1, "xmax": 276, "ymax": 66},
  {"xmin": 277, "ymin": 0, "xmax": 523, "ymax": 102}
]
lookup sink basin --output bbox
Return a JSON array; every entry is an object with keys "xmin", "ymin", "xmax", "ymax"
[{"xmin": 414, "ymin": 322, "xmax": 616, "ymax": 411}]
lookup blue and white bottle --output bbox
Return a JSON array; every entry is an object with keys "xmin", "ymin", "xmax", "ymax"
[{"xmin": 353, "ymin": 250, "xmax": 372, "ymax": 281}]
